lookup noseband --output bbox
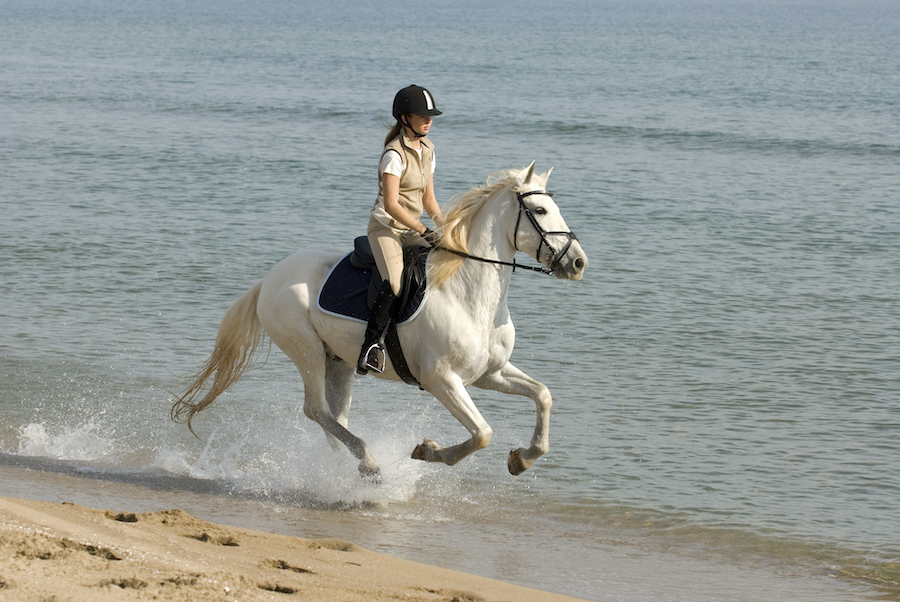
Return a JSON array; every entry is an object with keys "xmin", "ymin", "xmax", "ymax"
[{"xmin": 514, "ymin": 190, "xmax": 578, "ymax": 273}]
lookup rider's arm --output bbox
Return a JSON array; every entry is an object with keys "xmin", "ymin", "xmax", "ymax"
[
  {"xmin": 422, "ymin": 172, "xmax": 443, "ymax": 228},
  {"xmin": 382, "ymin": 174, "xmax": 429, "ymax": 235}
]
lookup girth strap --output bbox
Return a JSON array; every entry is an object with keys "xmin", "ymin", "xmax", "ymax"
[
  {"xmin": 384, "ymin": 324, "xmax": 422, "ymax": 388},
  {"xmin": 386, "ymin": 243, "xmax": 427, "ymax": 389}
]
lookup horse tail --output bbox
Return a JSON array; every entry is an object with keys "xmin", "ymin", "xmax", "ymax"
[{"xmin": 171, "ymin": 281, "xmax": 265, "ymax": 435}]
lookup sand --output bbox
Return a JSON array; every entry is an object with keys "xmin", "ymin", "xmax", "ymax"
[{"xmin": 0, "ymin": 496, "xmax": 587, "ymax": 602}]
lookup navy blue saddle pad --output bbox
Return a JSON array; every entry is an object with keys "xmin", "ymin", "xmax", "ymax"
[{"xmin": 317, "ymin": 238, "xmax": 430, "ymax": 325}]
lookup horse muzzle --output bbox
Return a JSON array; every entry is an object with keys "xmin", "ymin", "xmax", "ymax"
[{"xmin": 549, "ymin": 238, "xmax": 587, "ymax": 281}]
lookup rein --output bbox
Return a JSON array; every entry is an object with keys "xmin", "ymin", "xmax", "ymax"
[
  {"xmin": 434, "ymin": 189, "xmax": 577, "ymax": 276},
  {"xmin": 437, "ymin": 247, "xmax": 553, "ymax": 275}
]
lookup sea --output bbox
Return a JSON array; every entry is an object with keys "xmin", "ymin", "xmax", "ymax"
[{"xmin": 1, "ymin": 0, "xmax": 898, "ymax": 600}]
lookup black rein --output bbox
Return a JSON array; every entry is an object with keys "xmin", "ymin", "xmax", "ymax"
[{"xmin": 433, "ymin": 189, "xmax": 577, "ymax": 276}]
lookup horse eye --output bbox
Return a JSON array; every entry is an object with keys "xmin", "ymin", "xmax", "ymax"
[{"xmin": 534, "ymin": 207, "xmax": 547, "ymax": 215}]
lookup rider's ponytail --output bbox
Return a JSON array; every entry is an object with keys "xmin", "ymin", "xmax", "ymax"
[{"xmin": 384, "ymin": 121, "xmax": 402, "ymax": 146}]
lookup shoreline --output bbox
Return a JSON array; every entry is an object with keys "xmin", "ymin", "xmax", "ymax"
[
  {"xmin": 0, "ymin": 495, "xmax": 587, "ymax": 601},
  {"xmin": 1, "ymin": 460, "xmax": 889, "ymax": 601}
]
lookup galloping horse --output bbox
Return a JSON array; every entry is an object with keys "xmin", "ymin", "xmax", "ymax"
[{"xmin": 172, "ymin": 162, "xmax": 588, "ymax": 478}]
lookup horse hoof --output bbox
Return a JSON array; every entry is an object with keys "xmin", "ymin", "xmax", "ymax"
[
  {"xmin": 411, "ymin": 439, "xmax": 437, "ymax": 462},
  {"xmin": 508, "ymin": 448, "xmax": 529, "ymax": 475},
  {"xmin": 359, "ymin": 464, "xmax": 382, "ymax": 483}
]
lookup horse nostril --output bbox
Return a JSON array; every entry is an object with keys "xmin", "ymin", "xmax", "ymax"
[{"xmin": 574, "ymin": 258, "xmax": 585, "ymax": 270}]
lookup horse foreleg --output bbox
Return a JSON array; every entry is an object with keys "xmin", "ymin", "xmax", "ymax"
[
  {"xmin": 412, "ymin": 374, "xmax": 493, "ymax": 466},
  {"xmin": 474, "ymin": 363, "xmax": 552, "ymax": 475}
]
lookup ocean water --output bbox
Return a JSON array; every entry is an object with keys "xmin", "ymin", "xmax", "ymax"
[{"xmin": 2, "ymin": 0, "xmax": 899, "ymax": 600}]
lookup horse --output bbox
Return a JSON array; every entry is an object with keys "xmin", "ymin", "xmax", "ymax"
[{"xmin": 171, "ymin": 162, "xmax": 588, "ymax": 479}]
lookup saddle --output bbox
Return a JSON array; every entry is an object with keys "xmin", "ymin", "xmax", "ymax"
[{"xmin": 318, "ymin": 237, "xmax": 430, "ymax": 386}]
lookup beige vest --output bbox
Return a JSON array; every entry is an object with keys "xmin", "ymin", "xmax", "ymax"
[{"xmin": 371, "ymin": 131, "xmax": 434, "ymax": 231}]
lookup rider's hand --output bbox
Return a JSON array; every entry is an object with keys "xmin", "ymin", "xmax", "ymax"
[{"xmin": 422, "ymin": 227, "xmax": 440, "ymax": 247}]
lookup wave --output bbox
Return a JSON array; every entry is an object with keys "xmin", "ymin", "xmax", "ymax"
[{"xmin": 535, "ymin": 120, "xmax": 900, "ymax": 159}]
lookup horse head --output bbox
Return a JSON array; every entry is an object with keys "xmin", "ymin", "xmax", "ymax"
[{"xmin": 512, "ymin": 162, "xmax": 588, "ymax": 281}]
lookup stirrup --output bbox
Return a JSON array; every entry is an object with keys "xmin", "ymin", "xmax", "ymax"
[{"xmin": 362, "ymin": 343, "xmax": 386, "ymax": 374}]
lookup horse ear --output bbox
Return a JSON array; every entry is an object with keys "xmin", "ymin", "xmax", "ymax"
[
  {"xmin": 520, "ymin": 161, "xmax": 536, "ymax": 185},
  {"xmin": 539, "ymin": 167, "xmax": 553, "ymax": 184}
]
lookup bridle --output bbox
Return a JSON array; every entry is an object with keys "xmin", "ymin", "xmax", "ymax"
[
  {"xmin": 513, "ymin": 190, "xmax": 578, "ymax": 274},
  {"xmin": 436, "ymin": 188, "xmax": 578, "ymax": 276}
]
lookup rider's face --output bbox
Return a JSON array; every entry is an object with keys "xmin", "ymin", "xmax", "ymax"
[{"xmin": 405, "ymin": 114, "xmax": 433, "ymax": 135}]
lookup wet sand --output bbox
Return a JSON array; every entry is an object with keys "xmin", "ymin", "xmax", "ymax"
[{"xmin": 0, "ymin": 495, "xmax": 586, "ymax": 601}]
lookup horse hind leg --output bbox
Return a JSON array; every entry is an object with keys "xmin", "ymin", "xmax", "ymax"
[
  {"xmin": 282, "ymin": 337, "xmax": 380, "ymax": 479},
  {"xmin": 304, "ymin": 368, "xmax": 380, "ymax": 480},
  {"xmin": 322, "ymin": 353, "xmax": 355, "ymax": 450}
]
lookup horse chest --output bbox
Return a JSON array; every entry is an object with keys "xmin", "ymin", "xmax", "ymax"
[{"xmin": 484, "ymin": 321, "xmax": 515, "ymax": 363}]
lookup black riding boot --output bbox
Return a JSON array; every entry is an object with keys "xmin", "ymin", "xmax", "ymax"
[{"xmin": 356, "ymin": 280, "xmax": 397, "ymax": 375}]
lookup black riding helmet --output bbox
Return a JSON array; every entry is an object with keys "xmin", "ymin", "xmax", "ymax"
[{"xmin": 392, "ymin": 85, "xmax": 442, "ymax": 122}]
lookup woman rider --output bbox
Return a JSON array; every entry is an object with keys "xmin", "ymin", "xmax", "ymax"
[{"xmin": 357, "ymin": 85, "xmax": 444, "ymax": 375}]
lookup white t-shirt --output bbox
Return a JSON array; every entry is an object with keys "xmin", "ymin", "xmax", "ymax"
[{"xmin": 379, "ymin": 146, "xmax": 436, "ymax": 178}]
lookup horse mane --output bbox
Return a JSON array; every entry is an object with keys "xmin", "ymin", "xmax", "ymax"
[{"xmin": 429, "ymin": 168, "xmax": 539, "ymax": 287}]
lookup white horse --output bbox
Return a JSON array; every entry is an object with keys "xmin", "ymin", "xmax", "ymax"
[{"xmin": 172, "ymin": 162, "xmax": 588, "ymax": 478}]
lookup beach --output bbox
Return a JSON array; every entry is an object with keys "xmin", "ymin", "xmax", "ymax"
[
  {"xmin": 1, "ymin": 461, "xmax": 885, "ymax": 602},
  {"xmin": 0, "ymin": 493, "xmax": 585, "ymax": 602}
]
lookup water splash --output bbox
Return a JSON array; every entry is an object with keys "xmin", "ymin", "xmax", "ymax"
[{"xmin": 16, "ymin": 422, "xmax": 113, "ymax": 462}]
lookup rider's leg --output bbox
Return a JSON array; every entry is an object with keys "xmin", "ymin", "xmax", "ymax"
[
  {"xmin": 357, "ymin": 221, "xmax": 404, "ymax": 375},
  {"xmin": 356, "ymin": 279, "xmax": 396, "ymax": 374},
  {"xmin": 367, "ymin": 220, "xmax": 404, "ymax": 296}
]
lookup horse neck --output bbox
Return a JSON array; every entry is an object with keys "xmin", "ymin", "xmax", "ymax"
[
  {"xmin": 442, "ymin": 188, "xmax": 518, "ymax": 315},
  {"xmin": 467, "ymin": 187, "xmax": 519, "ymax": 263}
]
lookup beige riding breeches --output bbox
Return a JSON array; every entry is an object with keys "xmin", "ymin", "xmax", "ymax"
[{"xmin": 367, "ymin": 217, "xmax": 427, "ymax": 295}]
